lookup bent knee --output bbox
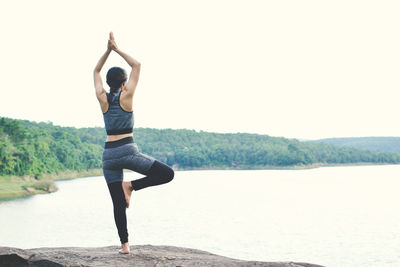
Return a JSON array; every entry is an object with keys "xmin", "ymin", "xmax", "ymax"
[
  {"xmin": 149, "ymin": 160, "xmax": 175, "ymax": 184},
  {"xmin": 164, "ymin": 166, "xmax": 174, "ymax": 183}
]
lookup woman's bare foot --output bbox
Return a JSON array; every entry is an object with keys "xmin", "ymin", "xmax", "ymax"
[
  {"xmin": 122, "ymin": 181, "xmax": 133, "ymax": 208},
  {"xmin": 118, "ymin": 242, "xmax": 130, "ymax": 254}
]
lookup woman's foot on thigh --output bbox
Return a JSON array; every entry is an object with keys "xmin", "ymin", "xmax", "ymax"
[{"xmin": 121, "ymin": 181, "xmax": 133, "ymax": 208}]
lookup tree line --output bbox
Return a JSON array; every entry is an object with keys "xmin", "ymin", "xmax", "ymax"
[
  {"xmin": 313, "ymin": 137, "xmax": 400, "ymax": 155},
  {"xmin": 1, "ymin": 117, "xmax": 399, "ymax": 177}
]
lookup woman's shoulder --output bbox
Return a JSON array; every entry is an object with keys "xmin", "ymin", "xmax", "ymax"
[{"xmin": 119, "ymin": 89, "xmax": 133, "ymax": 112}]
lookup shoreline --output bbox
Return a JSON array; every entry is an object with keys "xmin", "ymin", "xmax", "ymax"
[
  {"xmin": 177, "ymin": 162, "xmax": 399, "ymax": 171},
  {"xmin": 0, "ymin": 169, "xmax": 102, "ymax": 201},
  {"xmin": 1, "ymin": 162, "xmax": 398, "ymax": 201}
]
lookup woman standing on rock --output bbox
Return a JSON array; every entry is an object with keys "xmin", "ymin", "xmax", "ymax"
[{"xmin": 93, "ymin": 32, "xmax": 174, "ymax": 254}]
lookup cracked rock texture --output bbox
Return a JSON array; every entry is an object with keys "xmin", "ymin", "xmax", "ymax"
[{"xmin": 0, "ymin": 245, "xmax": 325, "ymax": 267}]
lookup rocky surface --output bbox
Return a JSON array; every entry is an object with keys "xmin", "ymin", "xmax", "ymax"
[{"xmin": 0, "ymin": 245, "xmax": 325, "ymax": 267}]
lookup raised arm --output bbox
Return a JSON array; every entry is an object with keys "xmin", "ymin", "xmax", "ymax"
[
  {"xmin": 93, "ymin": 48, "xmax": 111, "ymax": 103},
  {"xmin": 93, "ymin": 33, "xmax": 114, "ymax": 111}
]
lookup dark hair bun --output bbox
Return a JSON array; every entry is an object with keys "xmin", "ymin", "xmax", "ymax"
[{"xmin": 106, "ymin": 67, "xmax": 127, "ymax": 90}]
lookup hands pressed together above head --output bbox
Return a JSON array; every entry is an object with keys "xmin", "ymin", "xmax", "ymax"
[{"xmin": 108, "ymin": 32, "xmax": 118, "ymax": 52}]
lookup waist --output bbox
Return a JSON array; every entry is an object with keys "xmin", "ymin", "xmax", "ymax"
[
  {"xmin": 106, "ymin": 133, "xmax": 133, "ymax": 142},
  {"xmin": 105, "ymin": 136, "xmax": 134, "ymax": 149}
]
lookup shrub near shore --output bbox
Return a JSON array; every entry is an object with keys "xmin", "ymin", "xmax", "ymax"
[{"xmin": 0, "ymin": 175, "xmax": 56, "ymax": 200}]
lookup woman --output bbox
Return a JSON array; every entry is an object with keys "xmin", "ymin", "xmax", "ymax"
[{"xmin": 93, "ymin": 32, "xmax": 174, "ymax": 254}]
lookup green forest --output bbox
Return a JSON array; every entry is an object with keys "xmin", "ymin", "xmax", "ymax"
[{"xmin": 1, "ymin": 117, "xmax": 400, "ymax": 178}]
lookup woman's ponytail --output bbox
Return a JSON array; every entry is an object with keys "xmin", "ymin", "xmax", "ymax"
[{"xmin": 107, "ymin": 87, "xmax": 120, "ymax": 103}]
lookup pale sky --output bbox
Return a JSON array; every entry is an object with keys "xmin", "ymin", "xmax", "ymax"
[{"xmin": 0, "ymin": 0, "xmax": 399, "ymax": 140}]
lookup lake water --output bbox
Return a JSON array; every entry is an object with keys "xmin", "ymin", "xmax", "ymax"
[{"xmin": 1, "ymin": 165, "xmax": 400, "ymax": 267}]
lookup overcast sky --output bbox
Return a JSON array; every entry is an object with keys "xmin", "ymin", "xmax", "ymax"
[{"xmin": 0, "ymin": 0, "xmax": 399, "ymax": 140}]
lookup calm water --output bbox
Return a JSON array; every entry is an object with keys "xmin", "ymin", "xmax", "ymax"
[{"xmin": 1, "ymin": 165, "xmax": 400, "ymax": 267}]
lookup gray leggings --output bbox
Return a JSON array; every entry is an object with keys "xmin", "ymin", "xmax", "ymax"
[{"xmin": 102, "ymin": 138, "xmax": 156, "ymax": 184}]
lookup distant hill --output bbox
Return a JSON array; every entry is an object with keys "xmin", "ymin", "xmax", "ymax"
[
  {"xmin": 1, "ymin": 117, "xmax": 400, "ymax": 178},
  {"xmin": 312, "ymin": 137, "xmax": 400, "ymax": 155}
]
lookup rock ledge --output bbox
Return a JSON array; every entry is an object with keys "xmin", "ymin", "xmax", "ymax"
[{"xmin": 0, "ymin": 245, "xmax": 325, "ymax": 267}]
